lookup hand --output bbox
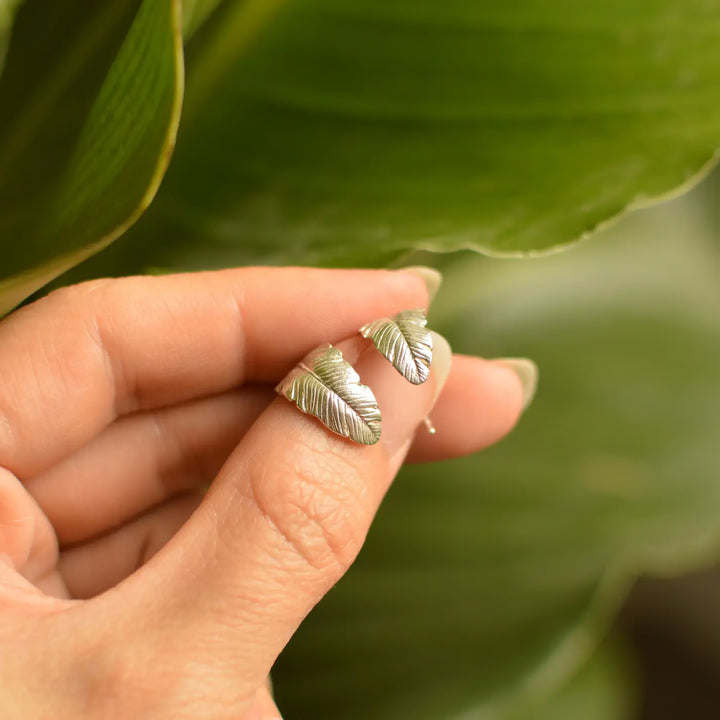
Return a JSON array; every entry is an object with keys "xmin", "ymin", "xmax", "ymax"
[{"xmin": 0, "ymin": 268, "xmax": 528, "ymax": 719}]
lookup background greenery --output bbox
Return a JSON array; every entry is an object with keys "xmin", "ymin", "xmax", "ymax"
[{"xmin": 1, "ymin": 1, "xmax": 719, "ymax": 717}]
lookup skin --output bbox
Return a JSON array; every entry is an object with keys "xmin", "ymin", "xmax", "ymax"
[{"xmin": 0, "ymin": 267, "xmax": 525, "ymax": 719}]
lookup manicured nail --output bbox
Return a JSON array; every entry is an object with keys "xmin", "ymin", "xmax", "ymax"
[
  {"xmin": 430, "ymin": 331, "xmax": 452, "ymax": 404},
  {"xmin": 495, "ymin": 358, "xmax": 538, "ymax": 411},
  {"xmin": 399, "ymin": 266, "xmax": 443, "ymax": 303}
]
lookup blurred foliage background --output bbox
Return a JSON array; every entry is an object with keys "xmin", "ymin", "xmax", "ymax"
[{"xmin": 1, "ymin": 0, "xmax": 719, "ymax": 717}]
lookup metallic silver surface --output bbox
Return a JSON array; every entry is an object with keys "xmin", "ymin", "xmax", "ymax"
[
  {"xmin": 360, "ymin": 308, "xmax": 433, "ymax": 385},
  {"xmin": 275, "ymin": 344, "xmax": 382, "ymax": 445}
]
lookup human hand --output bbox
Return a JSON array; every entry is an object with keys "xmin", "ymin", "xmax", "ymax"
[{"xmin": 0, "ymin": 267, "xmax": 532, "ymax": 719}]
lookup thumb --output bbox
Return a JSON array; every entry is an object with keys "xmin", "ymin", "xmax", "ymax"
[{"xmin": 84, "ymin": 330, "xmax": 452, "ymax": 715}]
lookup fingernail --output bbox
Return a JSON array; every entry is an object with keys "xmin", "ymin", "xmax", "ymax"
[
  {"xmin": 399, "ymin": 266, "xmax": 443, "ymax": 303},
  {"xmin": 430, "ymin": 331, "xmax": 452, "ymax": 405},
  {"xmin": 495, "ymin": 358, "xmax": 538, "ymax": 411}
]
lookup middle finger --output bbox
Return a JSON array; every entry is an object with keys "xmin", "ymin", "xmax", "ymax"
[
  {"xmin": 27, "ymin": 356, "xmax": 524, "ymax": 547},
  {"xmin": 26, "ymin": 386, "xmax": 272, "ymax": 546}
]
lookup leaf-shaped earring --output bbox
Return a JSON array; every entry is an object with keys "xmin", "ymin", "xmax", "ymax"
[
  {"xmin": 275, "ymin": 344, "xmax": 382, "ymax": 445},
  {"xmin": 359, "ymin": 308, "xmax": 432, "ymax": 384}
]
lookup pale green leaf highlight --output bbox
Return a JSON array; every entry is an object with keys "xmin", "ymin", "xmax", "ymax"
[
  {"xmin": 277, "ymin": 345, "xmax": 382, "ymax": 445},
  {"xmin": 360, "ymin": 308, "xmax": 433, "ymax": 385}
]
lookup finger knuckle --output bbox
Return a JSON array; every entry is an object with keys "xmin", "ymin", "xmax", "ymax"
[{"xmin": 250, "ymin": 436, "xmax": 369, "ymax": 575}]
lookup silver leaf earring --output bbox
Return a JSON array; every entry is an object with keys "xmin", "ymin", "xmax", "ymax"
[
  {"xmin": 359, "ymin": 308, "xmax": 433, "ymax": 384},
  {"xmin": 275, "ymin": 344, "xmax": 382, "ymax": 445}
]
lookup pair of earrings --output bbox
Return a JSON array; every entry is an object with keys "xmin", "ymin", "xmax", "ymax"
[{"xmin": 276, "ymin": 309, "xmax": 432, "ymax": 445}]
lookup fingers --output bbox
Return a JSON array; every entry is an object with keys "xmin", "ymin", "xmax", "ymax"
[
  {"xmin": 82, "ymin": 333, "xmax": 457, "ymax": 716},
  {"xmin": 26, "ymin": 355, "xmax": 524, "ymax": 547},
  {"xmin": 407, "ymin": 355, "xmax": 527, "ymax": 462},
  {"xmin": 32, "ymin": 352, "xmax": 527, "ymax": 609},
  {"xmin": 0, "ymin": 268, "xmax": 428, "ymax": 477},
  {"xmin": 58, "ymin": 492, "xmax": 202, "ymax": 599},
  {"xmin": 0, "ymin": 468, "xmax": 58, "ymax": 585},
  {"xmin": 26, "ymin": 387, "xmax": 272, "ymax": 545}
]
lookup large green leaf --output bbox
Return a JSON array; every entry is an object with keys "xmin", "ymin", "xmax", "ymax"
[
  {"xmin": 0, "ymin": 0, "xmax": 183, "ymax": 314},
  {"xmin": 103, "ymin": 0, "xmax": 720, "ymax": 272},
  {"xmin": 272, "ymin": 178, "xmax": 720, "ymax": 718}
]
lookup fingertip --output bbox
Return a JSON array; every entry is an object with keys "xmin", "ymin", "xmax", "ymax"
[
  {"xmin": 460, "ymin": 355, "xmax": 529, "ymax": 446},
  {"xmin": 493, "ymin": 357, "xmax": 538, "ymax": 411},
  {"xmin": 408, "ymin": 354, "xmax": 531, "ymax": 462},
  {"xmin": 429, "ymin": 331, "xmax": 452, "ymax": 405},
  {"xmin": 398, "ymin": 266, "xmax": 443, "ymax": 304}
]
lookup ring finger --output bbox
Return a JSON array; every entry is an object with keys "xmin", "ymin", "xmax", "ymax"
[
  {"xmin": 26, "ymin": 386, "xmax": 272, "ymax": 546},
  {"xmin": 27, "ymin": 355, "xmax": 525, "ymax": 548}
]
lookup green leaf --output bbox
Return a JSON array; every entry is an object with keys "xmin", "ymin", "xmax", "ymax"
[
  {"xmin": 0, "ymin": 0, "xmax": 183, "ymax": 314},
  {"xmin": 113, "ymin": 0, "xmax": 720, "ymax": 271},
  {"xmin": 272, "ymin": 177, "xmax": 720, "ymax": 718}
]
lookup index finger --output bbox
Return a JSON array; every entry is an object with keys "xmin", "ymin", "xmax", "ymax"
[{"xmin": 0, "ymin": 267, "xmax": 432, "ymax": 477}]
